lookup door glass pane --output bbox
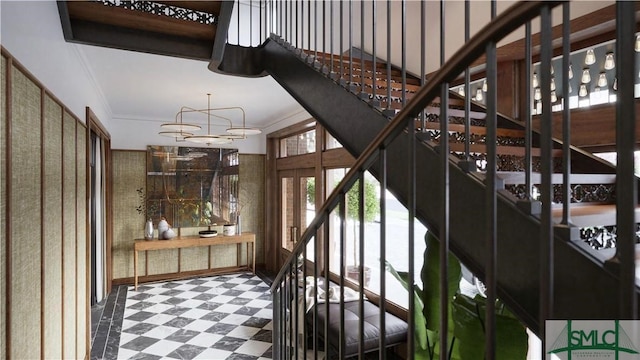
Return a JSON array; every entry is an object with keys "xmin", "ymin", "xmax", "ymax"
[
  {"xmin": 281, "ymin": 176, "xmax": 294, "ymax": 251},
  {"xmin": 300, "ymin": 176, "xmax": 316, "ymax": 258}
]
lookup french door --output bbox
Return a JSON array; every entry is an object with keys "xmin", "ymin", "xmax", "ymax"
[{"xmin": 278, "ymin": 168, "xmax": 315, "ymax": 267}]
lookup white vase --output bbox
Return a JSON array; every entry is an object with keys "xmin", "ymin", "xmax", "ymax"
[
  {"xmin": 144, "ymin": 219, "xmax": 154, "ymax": 240},
  {"xmin": 157, "ymin": 219, "xmax": 169, "ymax": 239}
]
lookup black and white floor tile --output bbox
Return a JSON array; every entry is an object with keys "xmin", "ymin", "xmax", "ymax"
[{"xmin": 117, "ymin": 273, "xmax": 273, "ymax": 360}]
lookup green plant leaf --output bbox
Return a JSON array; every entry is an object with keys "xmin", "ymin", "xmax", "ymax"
[
  {"xmin": 385, "ymin": 261, "xmax": 428, "ymax": 351},
  {"xmin": 452, "ymin": 294, "xmax": 528, "ymax": 360},
  {"xmin": 421, "ymin": 232, "xmax": 462, "ymax": 332}
]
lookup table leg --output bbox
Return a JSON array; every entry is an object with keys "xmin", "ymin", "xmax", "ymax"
[
  {"xmin": 252, "ymin": 241, "xmax": 256, "ymax": 274},
  {"xmin": 134, "ymin": 249, "xmax": 138, "ymax": 290}
]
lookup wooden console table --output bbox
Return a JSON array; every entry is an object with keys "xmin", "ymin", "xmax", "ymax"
[{"xmin": 133, "ymin": 232, "xmax": 256, "ymax": 290}]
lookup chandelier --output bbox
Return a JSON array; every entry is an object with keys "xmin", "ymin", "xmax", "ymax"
[{"xmin": 158, "ymin": 93, "xmax": 261, "ymax": 145}]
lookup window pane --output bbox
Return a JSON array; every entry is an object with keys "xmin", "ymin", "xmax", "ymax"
[
  {"xmin": 325, "ymin": 131, "xmax": 343, "ymax": 150},
  {"xmin": 279, "ymin": 129, "xmax": 316, "ymax": 157},
  {"xmin": 281, "ymin": 176, "xmax": 294, "ymax": 251},
  {"xmin": 325, "ymin": 168, "xmax": 427, "ymax": 309}
]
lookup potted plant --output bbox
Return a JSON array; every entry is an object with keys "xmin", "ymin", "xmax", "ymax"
[
  {"xmin": 344, "ymin": 178, "xmax": 379, "ymax": 287},
  {"xmin": 387, "ymin": 232, "xmax": 528, "ymax": 359}
]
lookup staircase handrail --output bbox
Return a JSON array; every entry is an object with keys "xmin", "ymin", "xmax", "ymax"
[{"xmin": 271, "ymin": 0, "xmax": 563, "ymax": 292}]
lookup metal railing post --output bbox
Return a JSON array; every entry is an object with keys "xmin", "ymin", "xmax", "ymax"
[{"xmin": 539, "ymin": 4, "xmax": 554, "ymax": 343}]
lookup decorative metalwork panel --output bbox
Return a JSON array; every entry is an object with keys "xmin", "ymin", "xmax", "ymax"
[
  {"xmin": 100, "ymin": 0, "xmax": 217, "ymax": 25},
  {"xmin": 580, "ymin": 225, "xmax": 640, "ymax": 250},
  {"xmin": 505, "ymin": 183, "xmax": 617, "ymax": 203}
]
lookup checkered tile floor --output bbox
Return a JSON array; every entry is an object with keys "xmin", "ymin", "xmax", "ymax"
[{"xmin": 118, "ymin": 273, "xmax": 273, "ymax": 359}]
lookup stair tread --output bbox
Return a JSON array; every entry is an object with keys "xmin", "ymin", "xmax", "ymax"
[
  {"xmin": 422, "ymin": 122, "xmax": 521, "ymax": 136},
  {"xmin": 552, "ymin": 203, "xmax": 640, "ymax": 227},
  {"xmin": 448, "ymin": 142, "xmax": 562, "ymax": 157},
  {"xmin": 497, "ymin": 172, "xmax": 616, "ymax": 185}
]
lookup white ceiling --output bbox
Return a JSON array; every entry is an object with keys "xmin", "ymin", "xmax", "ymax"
[
  {"xmin": 1, "ymin": 1, "xmax": 306, "ymax": 151},
  {"xmin": 78, "ymin": 43, "xmax": 303, "ymax": 129}
]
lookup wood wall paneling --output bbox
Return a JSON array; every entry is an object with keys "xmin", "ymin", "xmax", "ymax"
[
  {"xmin": 239, "ymin": 154, "xmax": 265, "ymax": 265},
  {"xmin": 76, "ymin": 123, "xmax": 88, "ymax": 359},
  {"xmin": 531, "ymin": 101, "xmax": 640, "ymax": 150},
  {"xmin": 111, "ymin": 150, "xmax": 147, "ymax": 279},
  {"xmin": 1, "ymin": 47, "xmax": 90, "ymax": 360},
  {"xmin": 1, "ymin": 53, "xmax": 7, "ymax": 360},
  {"xmin": 10, "ymin": 66, "xmax": 42, "ymax": 360},
  {"xmin": 43, "ymin": 94, "xmax": 63, "ymax": 359},
  {"xmin": 179, "ymin": 247, "xmax": 209, "ymax": 272},
  {"xmin": 62, "ymin": 110, "xmax": 77, "ymax": 360}
]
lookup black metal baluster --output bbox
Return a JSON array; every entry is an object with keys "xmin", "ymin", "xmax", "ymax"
[
  {"xmin": 419, "ymin": 0, "xmax": 425, "ymax": 132},
  {"xmin": 360, "ymin": 0, "xmax": 366, "ymax": 99},
  {"xmin": 302, "ymin": 233, "xmax": 307, "ymax": 357},
  {"xmin": 330, "ymin": 0, "xmax": 334, "ymax": 78},
  {"xmin": 462, "ymin": 0, "xmax": 475, "ymax": 172},
  {"xmin": 561, "ymin": 3, "xmax": 571, "ymax": 227},
  {"xmin": 358, "ymin": 172, "xmax": 365, "ymax": 358},
  {"xmin": 349, "ymin": 0, "xmax": 354, "ymax": 93},
  {"xmin": 321, "ymin": 0, "xmax": 326, "ymax": 72},
  {"xmin": 299, "ymin": 0, "xmax": 303, "ymax": 53},
  {"xmin": 439, "ymin": 1, "xmax": 450, "ymax": 358},
  {"xmin": 525, "ymin": 23, "xmax": 533, "ymax": 201},
  {"xmin": 407, "ymin": 34, "xmax": 416, "ymax": 358},
  {"xmin": 485, "ymin": 1, "xmax": 498, "ymax": 358},
  {"xmin": 323, "ymin": 217, "xmax": 330, "ymax": 359},
  {"xmin": 314, "ymin": 226, "xmax": 320, "ymax": 360},
  {"xmin": 314, "ymin": 0, "xmax": 318, "ymax": 64},
  {"xmin": 307, "ymin": 0, "xmax": 311, "ymax": 60},
  {"xmin": 294, "ymin": 260, "xmax": 299, "ymax": 359},
  {"xmin": 339, "ymin": 193, "xmax": 346, "ymax": 359},
  {"xmin": 613, "ymin": 0, "xmax": 638, "ymax": 319},
  {"xmin": 539, "ymin": 4, "xmax": 554, "ymax": 344},
  {"xmin": 288, "ymin": 263, "xmax": 294, "ymax": 358},
  {"xmin": 273, "ymin": 286, "xmax": 280, "ymax": 358},
  {"xmin": 401, "ymin": 0, "xmax": 406, "ymax": 106},
  {"xmin": 371, "ymin": 0, "xmax": 378, "ymax": 107},
  {"xmin": 339, "ymin": 0, "xmax": 344, "ymax": 84},
  {"xmin": 379, "ymin": 148, "xmax": 387, "ymax": 360},
  {"xmin": 384, "ymin": 0, "xmax": 393, "ymax": 117}
]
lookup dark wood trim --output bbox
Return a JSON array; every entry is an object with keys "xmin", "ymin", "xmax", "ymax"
[
  {"xmin": 83, "ymin": 119, "xmax": 90, "ymax": 360},
  {"xmin": 5, "ymin": 53, "xmax": 12, "ymax": 360},
  {"xmin": 85, "ymin": 106, "xmax": 113, "ymax": 296},
  {"xmin": 59, "ymin": 97, "xmax": 65, "ymax": 360},
  {"xmin": 73, "ymin": 114, "xmax": 78, "ymax": 359},
  {"xmin": 111, "ymin": 265, "xmax": 251, "ymax": 286},
  {"xmin": 265, "ymin": 136, "xmax": 278, "ymax": 272},
  {"xmin": 66, "ymin": 2, "xmax": 216, "ymax": 41},
  {"xmin": 429, "ymin": 4, "xmax": 640, "ymax": 83},
  {"xmin": 275, "ymin": 152, "xmax": 316, "ymax": 170},
  {"xmin": 266, "ymin": 118, "xmax": 315, "ymax": 138},
  {"xmin": 472, "ymin": 4, "xmax": 640, "ymax": 66},
  {"xmin": 87, "ymin": 108, "xmax": 110, "ymax": 139},
  {"xmin": 321, "ymin": 148, "xmax": 355, "ymax": 169},
  {"xmin": 56, "ymin": 1, "xmax": 74, "ymax": 41},
  {"xmin": 531, "ymin": 100, "xmax": 640, "ymax": 149},
  {"xmin": 314, "ymin": 126, "xmax": 325, "ymax": 272},
  {"xmin": 40, "ymin": 86, "xmax": 45, "ymax": 360}
]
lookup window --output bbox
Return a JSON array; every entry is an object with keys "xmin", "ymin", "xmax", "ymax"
[
  {"xmin": 279, "ymin": 129, "xmax": 316, "ymax": 157},
  {"xmin": 326, "ymin": 169, "xmax": 426, "ymax": 309}
]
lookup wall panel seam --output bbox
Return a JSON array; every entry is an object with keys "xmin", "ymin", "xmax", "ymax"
[
  {"xmin": 5, "ymin": 55, "xmax": 13, "ymax": 360},
  {"xmin": 40, "ymin": 86, "xmax": 45, "ymax": 360}
]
